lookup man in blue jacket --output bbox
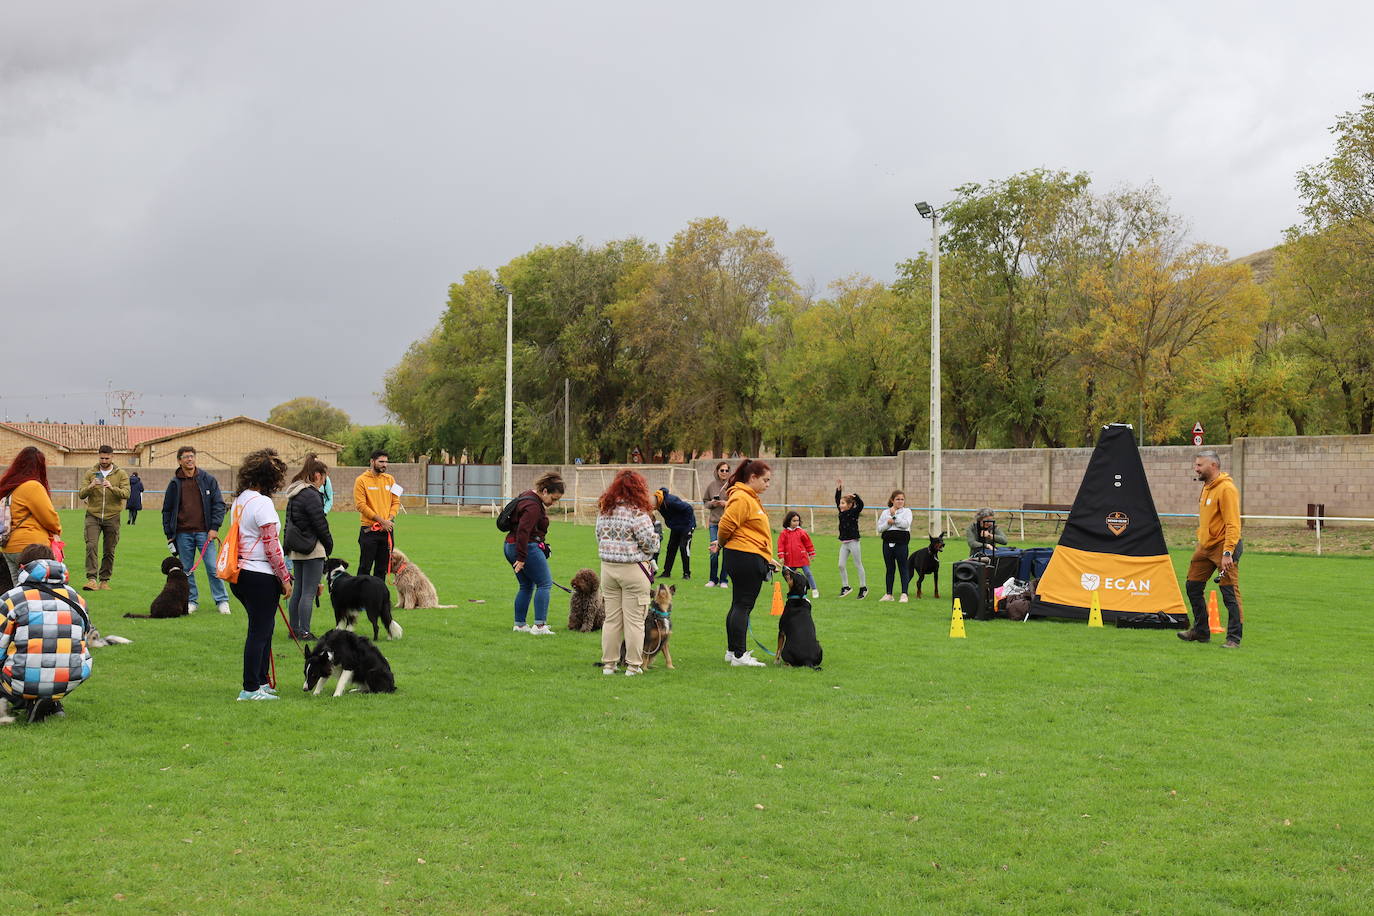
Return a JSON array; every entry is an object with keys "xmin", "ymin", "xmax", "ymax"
[{"xmin": 162, "ymin": 446, "xmax": 229, "ymax": 614}]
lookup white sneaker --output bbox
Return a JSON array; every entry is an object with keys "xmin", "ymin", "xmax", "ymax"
[
  {"xmin": 217, "ymin": 601, "xmax": 231, "ymax": 615},
  {"xmin": 724, "ymin": 650, "xmax": 735, "ymax": 662},
  {"xmin": 811, "ymin": 589, "xmax": 820, "ymax": 599},
  {"xmin": 624, "ymin": 665, "xmax": 643, "ymax": 677},
  {"xmin": 513, "ymin": 624, "xmax": 531, "ymax": 633},
  {"xmin": 880, "ymin": 594, "xmax": 894, "ymax": 602},
  {"xmin": 530, "ymin": 624, "xmax": 555, "ymax": 635},
  {"xmin": 187, "ymin": 602, "xmax": 198, "ymax": 614},
  {"xmin": 602, "ymin": 665, "xmax": 617, "ymax": 676},
  {"xmin": 704, "ymin": 581, "xmax": 716, "ymax": 588},
  {"xmin": 730, "ymin": 650, "xmax": 767, "ymax": 668},
  {"xmin": 899, "ymin": 594, "xmax": 909, "ymax": 603}
]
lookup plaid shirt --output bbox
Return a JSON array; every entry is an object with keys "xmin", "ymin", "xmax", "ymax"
[{"xmin": 595, "ymin": 505, "xmax": 660, "ymax": 564}]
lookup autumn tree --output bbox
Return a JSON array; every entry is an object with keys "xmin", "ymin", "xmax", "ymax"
[{"xmin": 266, "ymin": 397, "xmax": 351, "ymax": 441}]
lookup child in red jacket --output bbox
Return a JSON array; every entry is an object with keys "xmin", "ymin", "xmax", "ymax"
[{"xmin": 777, "ymin": 511, "xmax": 819, "ymax": 598}]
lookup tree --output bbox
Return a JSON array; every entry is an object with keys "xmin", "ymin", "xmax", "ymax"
[
  {"xmin": 266, "ymin": 397, "xmax": 351, "ymax": 441},
  {"xmin": 339, "ymin": 424, "xmax": 417, "ymax": 466}
]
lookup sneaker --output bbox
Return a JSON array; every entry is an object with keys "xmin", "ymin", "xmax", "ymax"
[
  {"xmin": 258, "ymin": 685, "xmax": 278, "ymax": 695},
  {"xmin": 857, "ymin": 587, "xmax": 868, "ymax": 600},
  {"xmin": 879, "ymin": 594, "xmax": 894, "ymax": 602},
  {"xmin": 625, "ymin": 665, "xmax": 643, "ymax": 677},
  {"xmin": 27, "ymin": 698, "xmax": 64, "ymax": 722},
  {"xmin": 97, "ymin": 582, "xmax": 112, "ymax": 590},
  {"xmin": 682, "ymin": 574, "xmax": 691, "ymax": 581},
  {"xmin": 530, "ymin": 624, "xmax": 555, "ymax": 635},
  {"xmin": 839, "ymin": 586, "xmax": 853, "ymax": 598},
  {"xmin": 724, "ymin": 650, "xmax": 736, "ymax": 662},
  {"xmin": 730, "ymin": 650, "xmax": 767, "ymax": 668},
  {"xmin": 217, "ymin": 602, "xmax": 231, "ymax": 615},
  {"xmin": 1176, "ymin": 629, "xmax": 1209, "ymax": 642},
  {"xmin": 513, "ymin": 624, "xmax": 532, "ymax": 632},
  {"xmin": 1221, "ymin": 638, "xmax": 1241, "ymax": 649},
  {"xmin": 704, "ymin": 581, "xmax": 716, "ymax": 588},
  {"xmin": 236, "ymin": 688, "xmax": 279, "ymax": 701},
  {"xmin": 83, "ymin": 580, "xmax": 98, "ymax": 591},
  {"xmin": 811, "ymin": 589, "xmax": 820, "ymax": 599},
  {"xmin": 297, "ymin": 631, "xmax": 317, "ymax": 642},
  {"xmin": 187, "ymin": 602, "xmax": 198, "ymax": 614},
  {"xmin": 899, "ymin": 594, "xmax": 909, "ymax": 603},
  {"xmin": 602, "ymin": 664, "xmax": 618, "ymax": 675}
]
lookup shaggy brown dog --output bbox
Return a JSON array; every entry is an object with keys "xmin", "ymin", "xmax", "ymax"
[
  {"xmin": 566, "ymin": 568, "xmax": 605, "ymax": 631},
  {"xmin": 389, "ymin": 549, "xmax": 451, "ymax": 609}
]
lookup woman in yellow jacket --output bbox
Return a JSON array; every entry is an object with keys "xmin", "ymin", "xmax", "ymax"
[
  {"xmin": 709, "ymin": 458, "xmax": 778, "ymax": 667},
  {"xmin": 1, "ymin": 447, "xmax": 63, "ymax": 585}
]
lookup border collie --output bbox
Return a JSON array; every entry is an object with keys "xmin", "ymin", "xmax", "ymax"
[
  {"xmin": 303, "ymin": 629, "xmax": 396, "ymax": 697},
  {"xmin": 323, "ymin": 558, "xmax": 403, "ymax": 641}
]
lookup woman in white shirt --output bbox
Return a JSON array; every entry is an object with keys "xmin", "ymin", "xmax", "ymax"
[
  {"xmin": 229, "ymin": 449, "xmax": 293, "ymax": 701},
  {"xmin": 877, "ymin": 489, "xmax": 913, "ymax": 603}
]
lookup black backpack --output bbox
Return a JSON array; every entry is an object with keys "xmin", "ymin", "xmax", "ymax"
[{"xmin": 495, "ymin": 494, "xmax": 538, "ymax": 533}]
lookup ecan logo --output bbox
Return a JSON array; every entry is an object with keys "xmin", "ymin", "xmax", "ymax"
[
  {"xmin": 1081, "ymin": 573, "xmax": 1152, "ymax": 595},
  {"xmin": 1080, "ymin": 573, "xmax": 1100, "ymax": 591},
  {"xmin": 1105, "ymin": 512, "xmax": 1129, "ymax": 535}
]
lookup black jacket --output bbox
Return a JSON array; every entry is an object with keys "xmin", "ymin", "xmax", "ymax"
[
  {"xmin": 161, "ymin": 469, "xmax": 226, "ymax": 539},
  {"xmin": 127, "ymin": 475, "xmax": 145, "ymax": 510},
  {"xmin": 286, "ymin": 483, "xmax": 334, "ymax": 556},
  {"xmin": 836, "ymin": 488, "xmax": 865, "ymax": 541}
]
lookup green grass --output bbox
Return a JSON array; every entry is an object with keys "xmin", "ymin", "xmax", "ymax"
[{"xmin": 9, "ymin": 510, "xmax": 1372, "ymax": 913}]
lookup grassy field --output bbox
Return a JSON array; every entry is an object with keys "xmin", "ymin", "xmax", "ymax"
[{"xmin": 8, "ymin": 510, "xmax": 1371, "ymax": 913}]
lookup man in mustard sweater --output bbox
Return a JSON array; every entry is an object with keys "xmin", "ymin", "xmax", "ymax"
[
  {"xmin": 79, "ymin": 445, "xmax": 130, "ymax": 590},
  {"xmin": 1178, "ymin": 450, "xmax": 1244, "ymax": 648},
  {"xmin": 354, "ymin": 450, "xmax": 399, "ymax": 579}
]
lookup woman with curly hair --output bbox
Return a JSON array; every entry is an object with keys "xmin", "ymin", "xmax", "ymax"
[
  {"xmin": 595, "ymin": 469, "xmax": 661, "ymax": 676},
  {"xmin": 228, "ymin": 449, "xmax": 293, "ymax": 701},
  {"xmin": 0, "ymin": 447, "xmax": 62, "ymax": 585}
]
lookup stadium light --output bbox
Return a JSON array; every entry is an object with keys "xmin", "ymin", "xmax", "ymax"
[
  {"xmin": 494, "ymin": 281, "xmax": 513, "ymax": 502},
  {"xmin": 915, "ymin": 202, "xmax": 941, "ymax": 537}
]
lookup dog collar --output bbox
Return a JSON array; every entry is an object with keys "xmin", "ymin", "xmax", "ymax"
[
  {"xmin": 652, "ymin": 608, "xmax": 671, "ymax": 618},
  {"xmin": 787, "ymin": 592, "xmax": 808, "ymax": 600}
]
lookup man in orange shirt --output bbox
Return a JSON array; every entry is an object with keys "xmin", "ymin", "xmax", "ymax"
[
  {"xmin": 353, "ymin": 450, "xmax": 399, "ymax": 580},
  {"xmin": 1178, "ymin": 450, "xmax": 1244, "ymax": 648}
]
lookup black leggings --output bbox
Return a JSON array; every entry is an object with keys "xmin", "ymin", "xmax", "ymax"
[
  {"xmin": 358, "ymin": 528, "xmax": 392, "ymax": 579},
  {"xmin": 230, "ymin": 569, "xmax": 280, "ymax": 692},
  {"xmin": 723, "ymin": 548, "xmax": 769, "ymax": 657},
  {"xmin": 662, "ymin": 528, "xmax": 695, "ymax": 577},
  {"xmin": 883, "ymin": 531, "xmax": 912, "ymax": 596}
]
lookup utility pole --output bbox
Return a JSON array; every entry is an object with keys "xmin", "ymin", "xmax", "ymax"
[
  {"xmin": 107, "ymin": 387, "xmax": 141, "ymax": 425},
  {"xmin": 563, "ymin": 377, "xmax": 570, "ymax": 466}
]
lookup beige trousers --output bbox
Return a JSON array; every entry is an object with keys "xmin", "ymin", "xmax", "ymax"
[{"xmin": 600, "ymin": 561, "xmax": 651, "ymax": 667}]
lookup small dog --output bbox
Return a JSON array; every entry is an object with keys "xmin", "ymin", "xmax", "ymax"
[
  {"xmin": 566, "ymin": 568, "xmax": 605, "ymax": 632},
  {"xmin": 323, "ymin": 558, "xmax": 403, "ymax": 641},
  {"xmin": 124, "ymin": 556, "xmax": 191, "ymax": 619},
  {"xmin": 777, "ymin": 567, "xmax": 823, "ymax": 669},
  {"xmin": 302, "ymin": 629, "xmax": 396, "ymax": 697},
  {"xmin": 907, "ymin": 534, "xmax": 945, "ymax": 599},
  {"xmin": 642, "ymin": 583, "xmax": 674, "ymax": 669},
  {"xmin": 390, "ymin": 549, "xmax": 452, "ymax": 609}
]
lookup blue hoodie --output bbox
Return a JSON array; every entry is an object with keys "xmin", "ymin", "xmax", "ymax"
[{"xmin": 655, "ymin": 488, "xmax": 697, "ymax": 532}]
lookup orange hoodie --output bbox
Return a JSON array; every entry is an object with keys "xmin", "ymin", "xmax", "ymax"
[
  {"xmin": 1197, "ymin": 472, "xmax": 1241, "ymax": 554},
  {"xmin": 354, "ymin": 470, "xmax": 399, "ymax": 527},
  {"xmin": 715, "ymin": 484, "xmax": 772, "ymax": 560},
  {"xmin": 2, "ymin": 479, "xmax": 62, "ymax": 555}
]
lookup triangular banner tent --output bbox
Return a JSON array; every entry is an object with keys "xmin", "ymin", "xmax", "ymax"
[{"xmin": 1031, "ymin": 423, "xmax": 1188, "ymax": 626}]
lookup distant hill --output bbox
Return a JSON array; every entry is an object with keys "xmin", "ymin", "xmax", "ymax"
[{"xmin": 1232, "ymin": 247, "xmax": 1278, "ymax": 284}]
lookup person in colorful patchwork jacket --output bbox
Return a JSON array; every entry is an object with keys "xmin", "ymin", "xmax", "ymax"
[{"xmin": 0, "ymin": 544, "xmax": 92, "ymax": 724}]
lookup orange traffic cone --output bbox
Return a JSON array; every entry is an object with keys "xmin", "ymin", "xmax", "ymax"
[
  {"xmin": 950, "ymin": 599, "xmax": 966, "ymax": 638},
  {"xmin": 770, "ymin": 580, "xmax": 784, "ymax": 616},
  {"xmin": 1207, "ymin": 590, "xmax": 1223, "ymax": 635}
]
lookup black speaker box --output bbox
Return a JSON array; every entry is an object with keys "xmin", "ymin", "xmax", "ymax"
[{"xmin": 952, "ymin": 560, "xmax": 991, "ymax": 620}]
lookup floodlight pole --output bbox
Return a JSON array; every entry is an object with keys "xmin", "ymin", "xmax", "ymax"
[
  {"xmin": 917, "ymin": 202, "xmax": 942, "ymax": 537},
  {"xmin": 495, "ymin": 282, "xmax": 514, "ymax": 502}
]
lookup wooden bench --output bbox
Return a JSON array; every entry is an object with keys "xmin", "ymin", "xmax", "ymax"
[{"xmin": 1022, "ymin": 503, "xmax": 1072, "ymax": 533}]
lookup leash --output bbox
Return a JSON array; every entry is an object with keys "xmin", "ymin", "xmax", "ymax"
[
  {"xmin": 182, "ymin": 534, "xmax": 220, "ymax": 574},
  {"xmin": 369, "ymin": 523, "xmax": 396, "ymax": 581},
  {"xmin": 266, "ymin": 599, "xmax": 308, "ymax": 691}
]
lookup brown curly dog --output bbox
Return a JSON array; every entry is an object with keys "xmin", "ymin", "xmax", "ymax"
[{"xmin": 567, "ymin": 568, "xmax": 605, "ymax": 631}]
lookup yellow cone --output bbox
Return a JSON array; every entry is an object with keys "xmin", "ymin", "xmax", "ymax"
[
  {"xmin": 950, "ymin": 598, "xmax": 966, "ymax": 638},
  {"xmin": 1088, "ymin": 589, "xmax": 1103, "ymax": 628}
]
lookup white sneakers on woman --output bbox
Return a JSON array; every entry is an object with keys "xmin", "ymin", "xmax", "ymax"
[{"xmin": 727, "ymin": 650, "xmax": 767, "ymax": 667}]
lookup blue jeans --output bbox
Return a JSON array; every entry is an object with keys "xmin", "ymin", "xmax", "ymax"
[
  {"xmin": 709, "ymin": 524, "xmax": 729, "ymax": 585},
  {"xmin": 504, "ymin": 541, "xmax": 552, "ymax": 626},
  {"xmin": 175, "ymin": 531, "xmax": 229, "ymax": 606},
  {"xmin": 793, "ymin": 564, "xmax": 817, "ymax": 590}
]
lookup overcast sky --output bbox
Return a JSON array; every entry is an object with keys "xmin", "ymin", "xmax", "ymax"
[{"xmin": 2, "ymin": 1, "xmax": 1370, "ymax": 428}]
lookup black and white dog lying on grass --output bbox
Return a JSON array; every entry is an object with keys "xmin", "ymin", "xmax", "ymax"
[
  {"xmin": 303, "ymin": 629, "xmax": 396, "ymax": 697},
  {"xmin": 323, "ymin": 558, "xmax": 403, "ymax": 641}
]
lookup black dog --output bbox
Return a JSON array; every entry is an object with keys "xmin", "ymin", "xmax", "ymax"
[
  {"xmin": 777, "ymin": 567, "xmax": 823, "ymax": 669},
  {"xmin": 907, "ymin": 534, "xmax": 945, "ymax": 599},
  {"xmin": 125, "ymin": 556, "xmax": 191, "ymax": 619},
  {"xmin": 323, "ymin": 558, "xmax": 403, "ymax": 641},
  {"xmin": 303, "ymin": 629, "xmax": 396, "ymax": 696}
]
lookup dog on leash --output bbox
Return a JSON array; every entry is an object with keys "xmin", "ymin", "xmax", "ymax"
[
  {"xmin": 642, "ymin": 582, "xmax": 674, "ymax": 669},
  {"xmin": 777, "ymin": 567, "xmax": 823, "ymax": 669},
  {"xmin": 389, "ymin": 549, "xmax": 452, "ymax": 609},
  {"xmin": 566, "ymin": 568, "xmax": 605, "ymax": 632},
  {"xmin": 124, "ymin": 556, "xmax": 191, "ymax": 619},
  {"xmin": 323, "ymin": 558, "xmax": 403, "ymax": 641},
  {"xmin": 303, "ymin": 629, "xmax": 396, "ymax": 697},
  {"xmin": 907, "ymin": 534, "xmax": 945, "ymax": 599}
]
